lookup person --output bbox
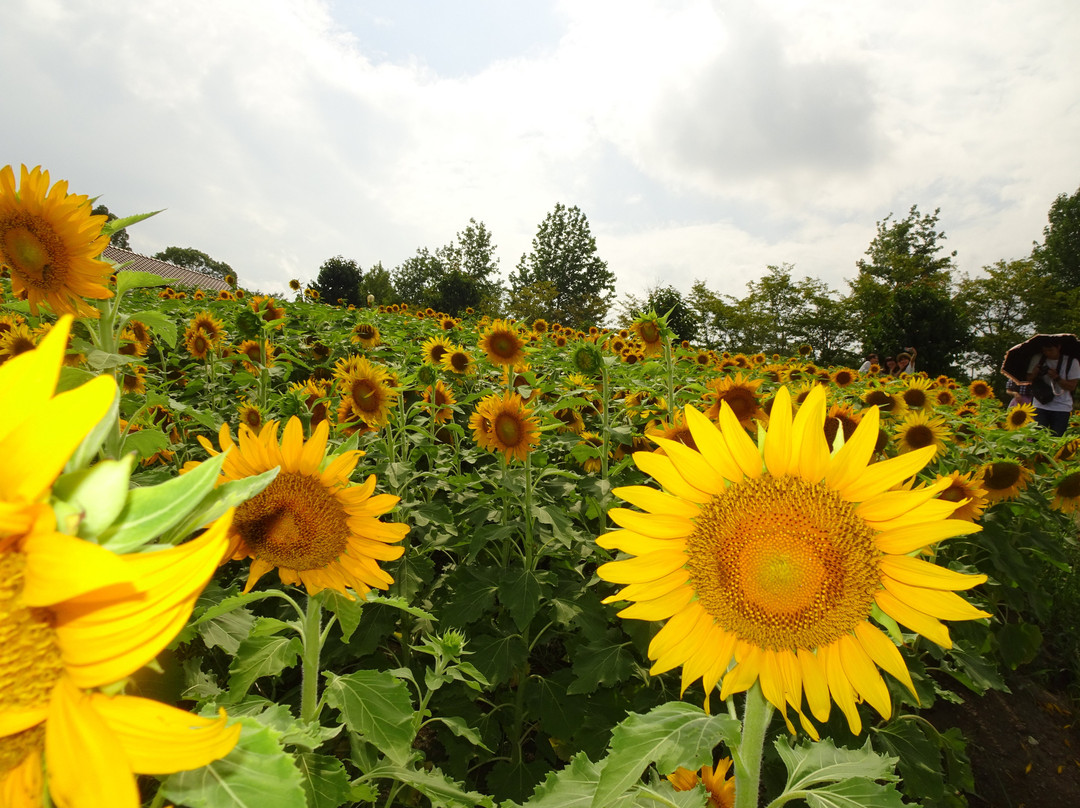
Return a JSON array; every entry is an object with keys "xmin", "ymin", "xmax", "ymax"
[
  {"xmin": 1005, "ymin": 377, "xmax": 1032, "ymax": 408},
  {"xmin": 1026, "ymin": 337, "xmax": 1079, "ymax": 436},
  {"xmin": 883, "ymin": 356, "xmax": 898, "ymax": 375},
  {"xmin": 858, "ymin": 352, "xmax": 878, "ymax": 373},
  {"xmin": 897, "ymin": 347, "xmax": 918, "ymax": 375}
]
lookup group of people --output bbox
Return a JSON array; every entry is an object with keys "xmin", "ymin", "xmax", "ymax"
[
  {"xmin": 858, "ymin": 347, "xmax": 918, "ymax": 376},
  {"xmin": 1014, "ymin": 336, "xmax": 1079, "ymax": 437}
]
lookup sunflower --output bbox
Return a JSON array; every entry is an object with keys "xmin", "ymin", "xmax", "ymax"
[
  {"xmin": 183, "ymin": 327, "xmax": 214, "ymax": 361},
  {"xmin": 968, "ymin": 380, "xmax": 993, "ymax": 400},
  {"xmin": 441, "ymin": 347, "xmax": 474, "ymax": 376},
  {"xmin": 597, "ymin": 386, "xmax": 986, "ymax": 735},
  {"xmin": 899, "ymin": 377, "xmax": 934, "ymax": 411},
  {"xmin": 935, "ymin": 389, "xmax": 957, "ymax": 407},
  {"xmin": 337, "ymin": 356, "xmax": 397, "ymax": 428},
  {"xmin": 823, "ymin": 403, "xmax": 862, "ymax": 450},
  {"xmin": 190, "ymin": 418, "xmax": 408, "ymax": 597},
  {"xmin": 978, "ymin": 461, "xmax": 1030, "ymax": 502},
  {"xmin": 479, "ymin": 319, "xmax": 526, "ymax": 367},
  {"xmin": 646, "ymin": 413, "xmax": 697, "ymax": 452},
  {"xmin": 350, "ymin": 322, "xmax": 381, "ymax": 348},
  {"xmin": 0, "ymin": 165, "xmax": 112, "ymax": 318},
  {"xmin": 571, "ymin": 343, "xmax": 604, "ymax": 376},
  {"xmin": 573, "ymin": 432, "xmax": 609, "ymax": 474},
  {"xmin": 894, "ymin": 410, "xmax": 950, "ymax": 456},
  {"xmin": 470, "ymin": 392, "xmax": 540, "ymax": 462},
  {"xmin": 0, "ymin": 324, "xmax": 39, "ymax": 364},
  {"xmin": 1051, "ymin": 472, "xmax": 1080, "ymax": 514},
  {"xmin": 1055, "ymin": 438, "xmax": 1080, "ymax": 463},
  {"xmin": 440, "ymin": 317, "xmax": 457, "ymax": 332},
  {"xmin": 189, "ymin": 311, "xmax": 226, "ymax": 345},
  {"xmin": 934, "ymin": 471, "xmax": 989, "ymax": 522},
  {"xmin": 1004, "ymin": 403, "xmax": 1037, "ymax": 430},
  {"xmin": 630, "ymin": 314, "xmax": 666, "ymax": 357},
  {"xmin": 422, "ymin": 381, "xmax": 457, "ymax": 424},
  {"xmin": 703, "ymin": 373, "xmax": 764, "ymax": 427},
  {"xmin": 862, "ymin": 388, "xmax": 903, "ymax": 415},
  {"xmin": 250, "ymin": 295, "xmax": 285, "ymax": 323},
  {"xmin": 829, "ymin": 368, "xmax": 855, "ymax": 387},
  {"xmin": 553, "ymin": 406, "xmax": 586, "ymax": 435},
  {"xmin": 216, "ymin": 289, "xmax": 234, "ymax": 301},
  {"xmin": 289, "ymin": 279, "xmax": 301, "ymax": 291},
  {"xmin": 236, "ymin": 339, "xmax": 276, "ymax": 374},
  {"xmin": 237, "ymin": 399, "xmax": 266, "ymax": 432},
  {"xmin": 421, "ymin": 335, "xmax": 454, "ymax": 366},
  {"xmin": 119, "ymin": 365, "xmax": 148, "ymax": 395},
  {"xmin": 666, "ymin": 758, "xmax": 735, "ymax": 807},
  {"xmin": 117, "ymin": 327, "xmax": 148, "ymax": 358},
  {"xmin": 531, "ymin": 318, "xmax": 548, "ymax": 334}
]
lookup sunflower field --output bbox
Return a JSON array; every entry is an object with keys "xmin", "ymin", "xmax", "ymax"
[{"xmin": 3, "ymin": 164, "xmax": 1080, "ymax": 808}]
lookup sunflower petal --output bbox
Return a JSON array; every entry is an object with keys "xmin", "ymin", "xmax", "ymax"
[
  {"xmin": 838, "ymin": 445, "xmax": 937, "ymax": 503},
  {"xmin": 612, "ymin": 485, "xmax": 702, "ymax": 518},
  {"xmin": 20, "ymin": 531, "xmax": 137, "ymax": 607},
  {"xmin": 823, "ymin": 643, "xmax": 862, "ymax": 735},
  {"xmin": 763, "ymin": 387, "xmax": 793, "ymax": 477},
  {"xmin": 825, "ymin": 406, "xmax": 879, "ymax": 491},
  {"xmin": 791, "ymin": 385, "xmax": 829, "ymax": 483},
  {"xmin": 876, "ymin": 520, "xmax": 981, "ymax": 555},
  {"xmin": 853, "ymin": 621, "xmax": 917, "ymax": 700},
  {"xmin": 608, "ymin": 508, "xmax": 695, "ymax": 538},
  {"xmin": 683, "ymin": 405, "xmax": 743, "ymax": 483},
  {"xmin": 717, "ymin": 402, "xmax": 762, "ymax": 479},
  {"xmin": 651, "ymin": 438, "xmax": 727, "ymax": 496},
  {"xmin": 880, "ymin": 555, "xmax": 987, "ymax": 591},
  {"xmin": 881, "ymin": 578, "xmax": 991, "ymax": 621},
  {"xmin": 874, "ymin": 590, "xmax": 952, "ymax": 648},
  {"xmin": 798, "ymin": 647, "xmax": 831, "ymax": 723},
  {"xmin": 633, "ymin": 452, "xmax": 714, "ymax": 503},
  {"xmin": 837, "ymin": 633, "xmax": 891, "ymax": 720},
  {"xmin": 597, "ymin": 549, "xmax": 688, "ymax": 584}
]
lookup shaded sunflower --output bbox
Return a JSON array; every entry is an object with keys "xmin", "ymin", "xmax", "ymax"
[
  {"xmin": 824, "ymin": 403, "xmax": 862, "ymax": 449},
  {"xmin": 189, "ymin": 418, "xmax": 408, "ymax": 596},
  {"xmin": 0, "ymin": 164, "xmax": 112, "ymax": 317},
  {"xmin": 978, "ymin": 461, "xmax": 1030, "ymax": 502},
  {"xmin": 470, "ymin": 392, "xmax": 540, "ymax": 462},
  {"xmin": 571, "ymin": 342, "xmax": 603, "ymax": 376},
  {"xmin": 1054, "ymin": 438, "xmax": 1080, "ymax": 463},
  {"xmin": 250, "ymin": 295, "xmax": 285, "ymax": 323},
  {"xmin": 1004, "ymin": 403, "xmax": 1037, "ymax": 430},
  {"xmin": 573, "ymin": 431, "xmax": 609, "ymax": 474},
  {"xmin": 553, "ymin": 406, "xmax": 586, "ymax": 435},
  {"xmin": 894, "ymin": 410, "xmax": 950, "ymax": 456},
  {"xmin": 831, "ymin": 368, "xmax": 856, "ymax": 387},
  {"xmin": 289, "ymin": 279, "xmax": 301, "ymax": 291},
  {"xmin": 441, "ymin": 346, "xmax": 475, "ymax": 376},
  {"xmin": 117, "ymin": 327, "xmax": 148, "ymax": 358},
  {"xmin": 630, "ymin": 313, "xmax": 667, "ymax": 357},
  {"xmin": 337, "ymin": 356, "xmax": 397, "ymax": 427},
  {"xmin": 0, "ymin": 313, "xmax": 26, "ymax": 336},
  {"xmin": 646, "ymin": 412, "xmax": 697, "ymax": 451},
  {"xmin": 899, "ymin": 377, "xmax": 934, "ymax": 411},
  {"xmin": 119, "ymin": 364, "xmax": 148, "ymax": 395},
  {"xmin": 422, "ymin": 380, "xmax": 457, "ymax": 424},
  {"xmin": 968, "ymin": 380, "xmax": 993, "ymax": 399},
  {"xmin": 862, "ymin": 388, "xmax": 903, "ymax": 414},
  {"xmin": 0, "ymin": 324, "xmax": 38, "ymax": 364},
  {"xmin": 598, "ymin": 386, "xmax": 986, "ymax": 735},
  {"xmin": 479, "ymin": 319, "xmax": 526, "ymax": 367},
  {"xmin": 421, "ymin": 335, "xmax": 454, "ymax": 366},
  {"xmin": 934, "ymin": 471, "xmax": 989, "ymax": 522},
  {"xmin": 531, "ymin": 318, "xmax": 549, "ymax": 334},
  {"xmin": 695, "ymin": 351, "xmax": 713, "ymax": 367},
  {"xmin": 667, "ymin": 758, "xmax": 735, "ymax": 808},
  {"xmin": 934, "ymin": 389, "xmax": 957, "ymax": 407},
  {"xmin": 237, "ymin": 398, "xmax": 266, "ymax": 432},
  {"xmin": 193, "ymin": 289, "xmax": 206, "ymax": 301},
  {"xmin": 703, "ymin": 373, "xmax": 764, "ymax": 427},
  {"xmin": 1051, "ymin": 472, "xmax": 1080, "ymax": 514},
  {"xmin": 350, "ymin": 322, "xmax": 381, "ymax": 348}
]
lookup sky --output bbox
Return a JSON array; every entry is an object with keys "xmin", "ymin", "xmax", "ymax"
[{"xmin": 4, "ymin": 0, "xmax": 1079, "ymax": 304}]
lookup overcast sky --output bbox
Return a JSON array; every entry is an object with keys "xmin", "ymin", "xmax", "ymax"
[{"xmin": 4, "ymin": 0, "xmax": 1078, "ymax": 302}]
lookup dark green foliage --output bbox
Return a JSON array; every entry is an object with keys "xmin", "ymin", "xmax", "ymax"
[
  {"xmin": 1033, "ymin": 184, "xmax": 1080, "ymax": 289},
  {"xmin": 392, "ymin": 219, "xmax": 503, "ymax": 315},
  {"xmin": 311, "ymin": 255, "xmax": 363, "ymax": 307},
  {"xmin": 92, "ymin": 204, "xmax": 130, "ymax": 249},
  {"xmin": 154, "ymin": 245, "xmax": 235, "ymax": 282},
  {"xmin": 620, "ymin": 284, "xmax": 698, "ymax": 343}
]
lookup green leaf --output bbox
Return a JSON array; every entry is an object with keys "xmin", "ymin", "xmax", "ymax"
[
  {"xmin": 323, "ymin": 670, "xmax": 416, "ymax": 766},
  {"xmin": 116, "ymin": 269, "xmax": 179, "ymax": 295},
  {"xmin": 126, "ymin": 309, "xmax": 178, "ymax": 349},
  {"xmin": 97, "ymin": 451, "xmax": 227, "ymax": 552},
  {"xmin": 296, "ymin": 751, "xmax": 352, "ymax": 808},
  {"xmin": 996, "ymin": 621, "xmax": 1043, "ymax": 669},
  {"xmin": 225, "ymin": 619, "xmax": 303, "ymax": 702},
  {"xmin": 434, "ymin": 715, "xmax": 492, "ymax": 752},
  {"xmin": 498, "ymin": 568, "xmax": 555, "ymax": 631},
  {"xmin": 86, "ymin": 349, "xmax": 138, "ymax": 371},
  {"xmin": 568, "ymin": 629, "xmax": 637, "ymax": 695},
  {"xmin": 469, "ymin": 633, "xmax": 528, "ymax": 687},
  {"xmin": 872, "ymin": 719, "xmax": 943, "ymax": 801},
  {"xmin": 65, "ymin": 388, "xmax": 119, "ymax": 472},
  {"xmin": 321, "ymin": 589, "xmax": 366, "ymax": 643},
  {"xmin": 520, "ymin": 752, "xmax": 603, "ymax": 808},
  {"xmin": 162, "ymin": 466, "xmax": 279, "ymax": 544},
  {"xmin": 364, "ymin": 763, "xmax": 494, "ymax": 808},
  {"xmin": 56, "ymin": 365, "xmax": 98, "ymax": 393},
  {"xmin": 776, "ymin": 736, "xmax": 899, "ymax": 794},
  {"xmin": 591, "ymin": 702, "xmax": 740, "ymax": 808},
  {"xmin": 803, "ymin": 777, "xmax": 907, "ymax": 808},
  {"xmin": 102, "ymin": 209, "xmax": 162, "ymax": 236},
  {"xmin": 51, "ymin": 455, "xmax": 135, "ymax": 540},
  {"xmin": 159, "ymin": 718, "xmax": 307, "ymax": 808},
  {"xmin": 119, "ymin": 426, "xmax": 170, "ymax": 461},
  {"xmin": 365, "ymin": 592, "xmax": 437, "ymax": 622}
]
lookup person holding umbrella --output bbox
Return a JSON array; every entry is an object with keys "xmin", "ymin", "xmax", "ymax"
[{"xmin": 1024, "ymin": 336, "xmax": 1080, "ymax": 436}]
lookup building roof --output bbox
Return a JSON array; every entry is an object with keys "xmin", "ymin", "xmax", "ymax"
[{"xmin": 103, "ymin": 246, "xmax": 231, "ymax": 291}]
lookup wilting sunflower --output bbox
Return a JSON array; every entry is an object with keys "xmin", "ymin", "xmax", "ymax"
[
  {"xmin": 978, "ymin": 461, "xmax": 1030, "ymax": 502},
  {"xmin": 0, "ymin": 164, "xmax": 112, "ymax": 317},
  {"xmin": 479, "ymin": 319, "xmax": 526, "ymax": 367},
  {"xmin": 350, "ymin": 322, "xmax": 381, "ymax": 348},
  {"xmin": 553, "ymin": 406, "xmax": 586, "ymax": 435},
  {"xmin": 441, "ymin": 346, "xmax": 474, "ymax": 376},
  {"xmin": 422, "ymin": 381, "xmax": 457, "ymax": 424},
  {"xmin": 1055, "ymin": 438, "xmax": 1080, "ymax": 463},
  {"xmin": 894, "ymin": 410, "xmax": 950, "ymax": 456},
  {"xmin": 1004, "ymin": 403, "xmax": 1037, "ymax": 430},
  {"xmin": 934, "ymin": 471, "xmax": 989, "ymax": 522},
  {"xmin": 421, "ymin": 335, "xmax": 454, "ymax": 366},
  {"xmin": 630, "ymin": 313, "xmax": 667, "ymax": 357},
  {"xmin": 703, "ymin": 373, "xmax": 764, "ymax": 427},
  {"xmin": 573, "ymin": 431, "xmax": 610, "ymax": 474},
  {"xmin": 968, "ymin": 380, "xmax": 993, "ymax": 400},
  {"xmin": 119, "ymin": 364, "xmax": 148, "ymax": 395},
  {"xmin": 190, "ymin": 418, "xmax": 408, "ymax": 596},
  {"xmin": 597, "ymin": 386, "xmax": 986, "ymax": 735},
  {"xmin": 667, "ymin": 759, "xmax": 735, "ymax": 808},
  {"xmin": 1051, "ymin": 472, "xmax": 1080, "ymax": 514},
  {"xmin": 470, "ymin": 392, "xmax": 540, "ymax": 462},
  {"xmin": 337, "ymin": 356, "xmax": 397, "ymax": 428}
]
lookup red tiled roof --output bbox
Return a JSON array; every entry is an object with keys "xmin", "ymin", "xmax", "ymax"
[{"xmin": 103, "ymin": 246, "xmax": 231, "ymax": 291}]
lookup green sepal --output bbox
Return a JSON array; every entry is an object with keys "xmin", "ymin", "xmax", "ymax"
[{"xmin": 51, "ymin": 454, "xmax": 136, "ymax": 541}]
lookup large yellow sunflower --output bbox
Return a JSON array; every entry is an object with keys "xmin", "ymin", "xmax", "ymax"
[
  {"xmin": 597, "ymin": 386, "xmax": 986, "ymax": 735},
  {"xmin": 0, "ymin": 165, "xmax": 112, "ymax": 317},
  {"xmin": 190, "ymin": 418, "xmax": 408, "ymax": 597},
  {"xmin": 337, "ymin": 356, "xmax": 397, "ymax": 428},
  {"xmin": 1004, "ymin": 403, "xmax": 1037, "ymax": 430},
  {"xmin": 470, "ymin": 392, "xmax": 540, "ymax": 462},
  {"xmin": 479, "ymin": 319, "xmax": 526, "ymax": 367}
]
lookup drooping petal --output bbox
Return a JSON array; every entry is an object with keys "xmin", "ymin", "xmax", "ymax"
[
  {"xmin": 837, "ymin": 633, "xmax": 892, "ymax": 720},
  {"xmin": 20, "ymin": 531, "xmax": 137, "ymax": 607},
  {"xmin": 611, "ymin": 485, "xmax": 702, "ymax": 518},
  {"xmin": 853, "ymin": 621, "xmax": 917, "ymax": 700}
]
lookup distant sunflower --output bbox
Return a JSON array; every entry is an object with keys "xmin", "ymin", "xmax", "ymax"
[
  {"xmin": 935, "ymin": 470, "xmax": 989, "ymax": 522},
  {"xmin": 968, "ymin": 380, "xmax": 993, "ymax": 400},
  {"xmin": 193, "ymin": 289, "xmax": 206, "ymax": 300},
  {"xmin": 250, "ymin": 295, "xmax": 285, "ymax": 323},
  {"xmin": 0, "ymin": 164, "xmax": 112, "ymax": 317},
  {"xmin": 189, "ymin": 311, "xmax": 226, "ymax": 345},
  {"xmin": 189, "ymin": 418, "xmax": 408, "ymax": 597},
  {"xmin": 1004, "ymin": 403, "xmax": 1037, "ymax": 430},
  {"xmin": 573, "ymin": 431, "xmax": 608, "ymax": 474},
  {"xmin": 184, "ymin": 327, "xmax": 213, "ymax": 360},
  {"xmin": 532, "ymin": 318, "xmax": 549, "ymax": 334},
  {"xmin": 338, "ymin": 356, "xmax": 397, "ymax": 427},
  {"xmin": 421, "ymin": 335, "xmax": 454, "ymax": 366},
  {"xmin": 598, "ymin": 386, "xmax": 986, "ymax": 735},
  {"xmin": 238, "ymin": 398, "xmax": 266, "ymax": 432},
  {"xmin": 117, "ymin": 327, "xmax": 148, "ymax": 358},
  {"xmin": 899, "ymin": 377, "xmax": 935, "ymax": 411},
  {"xmin": 823, "ymin": 402, "xmax": 862, "ymax": 449},
  {"xmin": 695, "ymin": 351, "xmax": 713, "ymax": 367},
  {"xmin": 630, "ymin": 314, "xmax": 666, "ymax": 357},
  {"xmin": 667, "ymin": 758, "xmax": 735, "ymax": 808},
  {"xmin": 0, "ymin": 324, "xmax": 38, "ymax": 364},
  {"xmin": 422, "ymin": 380, "xmax": 457, "ymax": 424},
  {"xmin": 1051, "ymin": 472, "xmax": 1080, "ymax": 514},
  {"xmin": 703, "ymin": 373, "xmax": 764, "ymax": 427},
  {"xmin": 479, "ymin": 319, "xmax": 526, "ymax": 367},
  {"xmin": 289, "ymin": 278, "xmax": 301, "ymax": 291},
  {"xmin": 1055, "ymin": 438, "xmax": 1080, "ymax": 463},
  {"xmin": 831, "ymin": 368, "xmax": 856, "ymax": 387},
  {"xmin": 350, "ymin": 322, "xmax": 381, "ymax": 348},
  {"xmin": 862, "ymin": 389, "xmax": 903, "ymax": 414},
  {"xmin": 237, "ymin": 338, "xmax": 276, "ymax": 374},
  {"xmin": 440, "ymin": 317, "xmax": 457, "ymax": 332},
  {"xmin": 120, "ymin": 364, "xmax": 148, "ymax": 395},
  {"xmin": 979, "ymin": 461, "xmax": 1030, "ymax": 502},
  {"xmin": 646, "ymin": 412, "xmax": 697, "ymax": 451},
  {"xmin": 894, "ymin": 410, "xmax": 950, "ymax": 456},
  {"xmin": 470, "ymin": 392, "xmax": 540, "ymax": 462},
  {"xmin": 553, "ymin": 406, "xmax": 586, "ymax": 435},
  {"xmin": 935, "ymin": 389, "xmax": 957, "ymax": 407},
  {"xmin": 217, "ymin": 289, "xmax": 235, "ymax": 301},
  {"xmin": 441, "ymin": 346, "xmax": 474, "ymax": 375}
]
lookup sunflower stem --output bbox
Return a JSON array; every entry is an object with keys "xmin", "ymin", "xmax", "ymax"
[
  {"xmin": 300, "ymin": 595, "xmax": 323, "ymax": 724},
  {"xmin": 734, "ymin": 684, "xmax": 773, "ymax": 808},
  {"xmin": 523, "ymin": 449, "xmax": 535, "ymax": 571},
  {"xmin": 663, "ymin": 336, "xmax": 676, "ymax": 427}
]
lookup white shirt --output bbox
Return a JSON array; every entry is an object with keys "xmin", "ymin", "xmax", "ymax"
[{"xmin": 1027, "ymin": 353, "xmax": 1080, "ymax": 411}]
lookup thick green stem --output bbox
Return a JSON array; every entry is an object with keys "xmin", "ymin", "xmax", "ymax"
[
  {"xmin": 734, "ymin": 684, "xmax": 774, "ymax": 808},
  {"xmin": 300, "ymin": 595, "xmax": 323, "ymax": 724},
  {"xmin": 663, "ymin": 338, "xmax": 676, "ymax": 426},
  {"xmin": 523, "ymin": 450, "xmax": 535, "ymax": 571}
]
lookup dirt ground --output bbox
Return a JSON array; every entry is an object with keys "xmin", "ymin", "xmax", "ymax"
[{"xmin": 924, "ymin": 674, "xmax": 1080, "ymax": 807}]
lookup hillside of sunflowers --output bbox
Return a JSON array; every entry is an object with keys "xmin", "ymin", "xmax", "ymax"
[{"xmin": 3, "ymin": 164, "xmax": 1080, "ymax": 808}]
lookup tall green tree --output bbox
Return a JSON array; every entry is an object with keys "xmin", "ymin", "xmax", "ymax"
[
  {"xmin": 392, "ymin": 248, "xmax": 442, "ymax": 308},
  {"xmin": 359, "ymin": 261, "xmax": 398, "ymax": 306},
  {"xmin": 956, "ymin": 259, "xmax": 1043, "ymax": 379},
  {"xmin": 312, "ymin": 256, "xmax": 362, "ymax": 307},
  {"xmin": 1033, "ymin": 185, "xmax": 1080, "ymax": 289},
  {"xmin": 154, "ymin": 246, "xmax": 234, "ymax": 283},
  {"xmin": 510, "ymin": 203, "xmax": 615, "ymax": 329},
  {"xmin": 92, "ymin": 205, "xmax": 130, "ymax": 249}
]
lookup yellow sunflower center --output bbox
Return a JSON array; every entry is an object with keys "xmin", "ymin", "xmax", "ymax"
[
  {"xmin": 685, "ymin": 475, "xmax": 880, "ymax": 651},
  {"xmin": 2, "ymin": 223, "xmax": 60, "ymax": 284},
  {"xmin": 494, "ymin": 412, "xmax": 525, "ymax": 447},
  {"xmin": 233, "ymin": 472, "xmax": 350, "ymax": 570},
  {"xmin": 0, "ymin": 553, "xmax": 64, "ymax": 714}
]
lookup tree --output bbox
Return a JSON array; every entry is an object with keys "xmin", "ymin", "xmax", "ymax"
[
  {"xmin": 392, "ymin": 248, "xmax": 443, "ymax": 308},
  {"xmin": 618, "ymin": 284, "xmax": 698, "ymax": 343},
  {"xmin": 359, "ymin": 261, "xmax": 398, "ymax": 306},
  {"xmin": 92, "ymin": 205, "xmax": 130, "ymax": 249},
  {"xmin": 154, "ymin": 246, "xmax": 234, "ymax": 283},
  {"xmin": 441, "ymin": 218, "xmax": 503, "ymax": 304},
  {"xmin": 510, "ymin": 203, "xmax": 616, "ymax": 329},
  {"xmin": 393, "ymin": 220, "xmax": 504, "ymax": 316},
  {"xmin": 312, "ymin": 256, "xmax": 362, "ymax": 307},
  {"xmin": 956, "ymin": 259, "xmax": 1043, "ymax": 379},
  {"xmin": 1033, "ymin": 185, "xmax": 1080, "ymax": 290}
]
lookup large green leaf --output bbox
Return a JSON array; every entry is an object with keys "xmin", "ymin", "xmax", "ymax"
[
  {"xmin": 872, "ymin": 719, "xmax": 944, "ymax": 800},
  {"xmin": 498, "ymin": 567, "xmax": 555, "ymax": 631},
  {"xmin": 774, "ymin": 736, "xmax": 902, "ymax": 808},
  {"xmin": 567, "ymin": 629, "xmax": 637, "ymax": 695},
  {"xmin": 225, "ymin": 619, "xmax": 303, "ymax": 702},
  {"xmin": 162, "ymin": 466, "xmax": 279, "ymax": 544},
  {"xmin": 519, "ymin": 752, "xmax": 706, "ymax": 808},
  {"xmin": 469, "ymin": 633, "xmax": 528, "ymax": 687},
  {"xmin": 591, "ymin": 702, "xmax": 740, "ymax": 808},
  {"xmin": 803, "ymin": 777, "xmax": 908, "ymax": 808},
  {"xmin": 159, "ymin": 718, "xmax": 306, "ymax": 808},
  {"xmin": 364, "ymin": 763, "xmax": 494, "ymax": 808},
  {"xmin": 296, "ymin": 751, "xmax": 352, "ymax": 808},
  {"xmin": 96, "ymin": 450, "xmax": 226, "ymax": 552},
  {"xmin": 323, "ymin": 670, "xmax": 416, "ymax": 766},
  {"xmin": 116, "ymin": 269, "xmax": 178, "ymax": 295}
]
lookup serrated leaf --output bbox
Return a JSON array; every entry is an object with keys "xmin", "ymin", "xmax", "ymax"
[
  {"xmin": 591, "ymin": 703, "xmax": 740, "ymax": 808},
  {"xmin": 469, "ymin": 633, "xmax": 528, "ymax": 687},
  {"xmin": 225, "ymin": 620, "xmax": 303, "ymax": 702},
  {"xmin": 102, "ymin": 209, "xmax": 161, "ymax": 236},
  {"xmin": 198, "ymin": 606, "xmax": 257, "ymax": 655},
  {"xmin": 296, "ymin": 751, "xmax": 352, "ymax": 808},
  {"xmin": 366, "ymin": 592, "xmax": 437, "ymax": 621},
  {"xmin": 323, "ymin": 670, "xmax": 416, "ymax": 766},
  {"xmin": 365, "ymin": 763, "xmax": 494, "ymax": 808},
  {"xmin": 51, "ymin": 455, "xmax": 135, "ymax": 540},
  {"xmin": 97, "ymin": 451, "xmax": 226, "ymax": 552},
  {"xmin": 872, "ymin": 719, "xmax": 943, "ymax": 800},
  {"xmin": 119, "ymin": 426, "xmax": 170, "ymax": 460},
  {"xmin": 322, "ymin": 589, "xmax": 366, "ymax": 642},
  {"xmin": 159, "ymin": 718, "xmax": 307, "ymax": 808},
  {"xmin": 126, "ymin": 308, "xmax": 178, "ymax": 348},
  {"xmin": 116, "ymin": 269, "xmax": 179, "ymax": 295},
  {"xmin": 568, "ymin": 629, "xmax": 636, "ymax": 695},
  {"xmin": 498, "ymin": 567, "xmax": 555, "ymax": 631},
  {"xmin": 435, "ymin": 715, "xmax": 492, "ymax": 752},
  {"xmin": 803, "ymin": 777, "xmax": 907, "ymax": 808},
  {"xmin": 521, "ymin": 753, "xmax": 602, "ymax": 808},
  {"xmin": 776, "ymin": 736, "xmax": 899, "ymax": 794}
]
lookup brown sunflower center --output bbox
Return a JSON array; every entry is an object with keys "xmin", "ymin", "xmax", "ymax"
[
  {"xmin": 902, "ymin": 389, "xmax": 927, "ymax": 408},
  {"xmin": 1058, "ymin": 473, "xmax": 1080, "ymax": 500},
  {"xmin": 448, "ymin": 352, "xmax": 469, "ymax": 372},
  {"xmin": 685, "ymin": 475, "xmax": 880, "ymax": 651},
  {"xmin": 0, "ymin": 553, "xmax": 64, "ymax": 714},
  {"xmin": 716, "ymin": 389, "xmax": 758, "ymax": 422},
  {"xmin": 903, "ymin": 424, "xmax": 935, "ymax": 449},
  {"xmin": 233, "ymin": 472, "xmax": 350, "ymax": 570},
  {"xmin": 351, "ymin": 379, "xmax": 382, "ymax": 412},
  {"xmin": 429, "ymin": 345, "xmax": 448, "ymax": 364},
  {"xmin": 1008, "ymin": 409, "xmax": 1029, "ymax": 427},
  {"xmin": 3, "ymin": 224, "xmax": 58, "ymax": 284},
  {"xmin": 983, "ymin": 462, "xmax": 1021, "ymax": 491},
  {"xmin": 864, "ymin": 390, "xmax": 896, "ymax": 411},
  {"xmin": 489, "ymin": 333, "xmax": 519, "ymax": 360}
]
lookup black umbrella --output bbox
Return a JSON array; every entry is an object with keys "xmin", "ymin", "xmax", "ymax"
[{"xmin": 1001, "ymin": 333, "xmax": 1080, "ymax": 383}]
